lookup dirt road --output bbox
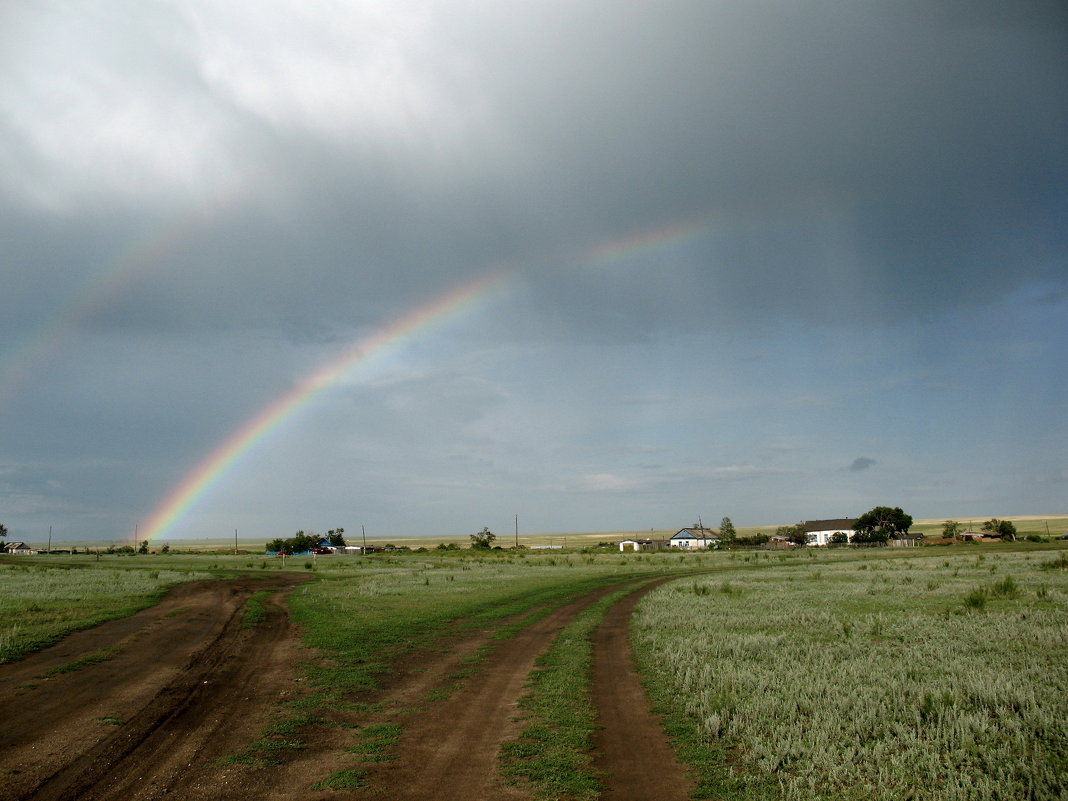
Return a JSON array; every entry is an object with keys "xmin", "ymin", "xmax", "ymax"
[{"xmin": 0, "ymin": 574, "xmax": 691, "ymax": 800}]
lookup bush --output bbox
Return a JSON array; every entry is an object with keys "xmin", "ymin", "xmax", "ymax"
[
  {"xmin": 1041, "ymin": 553, "xmax": 1068, "ymax": 571},
  {"xmin": 963, "ymin": 587, "xmax": 987, "ymax": 610},
  {"xmin": 990, "ymin": 575, "xmax": 1020, "ymax": 599}
]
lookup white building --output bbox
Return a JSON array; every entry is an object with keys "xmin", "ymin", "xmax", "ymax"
[
  {"xmin": 669, "ymin": 528, "xmax": 720, "ymax": 549},
  {"xmin": 803, "ymin": 519, "xmax": 856, "ymax": 546}
]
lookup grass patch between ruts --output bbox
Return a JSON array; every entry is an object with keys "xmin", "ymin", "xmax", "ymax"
[
  {"xmin": 241, "ymin": 590, "xmax": 271, "ymax": 628},
  {"xmin": 36, "ymin": 646, "xmax": 121, "ymax": 678},
  {"xmin": 499, "ymin": 578, "xmax": 661, "ymax": 801}
]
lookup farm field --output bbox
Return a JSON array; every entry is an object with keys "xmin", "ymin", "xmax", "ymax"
[
  {"xmin": 0, "ymin": 542, "xmax": 1066, "ymax": 800},
  {"xmin": 16, "ymin": 512, "xmax": 1068, "ymax": 554},
  {"xmin": 632, "ymin": 547, "xmax": 1068, "ymax": 800}
]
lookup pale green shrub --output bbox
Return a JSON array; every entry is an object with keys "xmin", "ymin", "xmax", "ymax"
[{"xmin": 632, "ymin": 551, "xmax": 1068, "ymax": 800}]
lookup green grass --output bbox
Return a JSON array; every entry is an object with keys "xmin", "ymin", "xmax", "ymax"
[
  {"xmin": 309, "ymin": 769, "xmax": 368, "ymax": 790},
  {"xmin": 241, "ymin": 590, "xmax": 271, "ymax": 628},
  {"xmin": 37, "ymin": 646, "xmax": 121, "ymax": 678},
  {"xmin": 286, "ymin": 557, "xmax": 667, "ymax": 696},
  {"xmin": 631, "ymin": 548, "xmax": 1068, "ymax": 800},
  {"xmin": 0, "ymin": 561, "xmax": 214, "ymax": 663},
  {"xmin": 279, "ymin": 553, "xmax": 679, "ymax": 790},
  {"xmin": 9, "ymin": 543, "xmax": 1068, "ymax": 798},
  {"xmin": 347, "ymin": 722, "xmax": 402, "ymax": 762}
]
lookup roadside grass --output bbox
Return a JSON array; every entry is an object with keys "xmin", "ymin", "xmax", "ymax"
[
  {"xmin": 630, "ymin": 548, "xmax": 1068, "ymax": 800},
  {"xmin": 0, "ymin": 562, "xmax": 213, "ymax": 663}
]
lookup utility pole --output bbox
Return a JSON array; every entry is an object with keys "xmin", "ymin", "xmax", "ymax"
[
  {"xmin": 234, "ymin": 528, "xmax": 238, "ymax": 555},
  {"xmin": 515, "ymin": 515, "xmax": 519, "ymax": 549},
  {"xmin": 362, "ymin": 524, "xmax": 367, "ymax": 555},
  {"xmin": 48, "ymin": 525, "xmax": 52, "ymax": 554}
]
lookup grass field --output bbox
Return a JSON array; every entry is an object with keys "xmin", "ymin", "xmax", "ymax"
[
  {"xmin": 3, "ymin": 539, "xmax": 1066, "ymax": 798},
  {"xmin": 0, "ymin": 561, "xmax": 213, "ymax": 662},
  {"xmin": 631, "ymin": 547, "xmax": 1068, "ymax": 800}
]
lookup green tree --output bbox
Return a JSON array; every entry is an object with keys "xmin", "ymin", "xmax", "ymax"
[
  {"xmin": 777, "ymin": 523, "xmax": 808, "ymax": 546},
  {"xmin": 942, "ymin": 520, "xmax": 963, "ymax": 539},
  {"xmin": 327, "ymin": 528, "xmax": 346, "ymax": 547},
  {"xmin": 469, "ymin": 527, "xmax": 496, "ymax": 549},
  {"xmin": 719, "ymin": 517, "xmax": 737, "ymax": 541},
  {"xmin": 829, "ymin": 531, "xmax": 849, "ymax": 545},
  {"xmin": 289, "ymin": 531, "xmax": 319, "ymax": 553},
  {"xmin": 853, "ymin": 506, "xmax": 913, "ymax": 544},
  {"xmin": 138, "ymin": 539, "xmax": 149, "ymax": 554},
  {"xmin": 266, "ymin": 530, "xmax": 320, "ymax": 554},
  {"xmin": 0, "ymin": 522, "xmax": 7, "ymax": 553},
  {"xmin": 982, "ymin": 519, "xmax": 1017, "ymax": 540}
]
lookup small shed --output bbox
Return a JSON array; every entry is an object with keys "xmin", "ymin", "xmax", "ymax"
[
  {"xmin": 889, "ymin": 532, "xmax": 924, "ymax": 547},
  {"xmin": 3, "ymin": 542, "xmax": 35, "ymax": 555}
]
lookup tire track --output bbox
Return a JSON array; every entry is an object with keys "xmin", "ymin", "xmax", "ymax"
[
  {"xmin": 591, "ymin": 578, "xmax": 694, "ymax": 801},
  {"xmin": 350, "ymin": 582, "xmax": 629, "ymax": 801},
  {"xmin": 0, "ymin": 574, "xmax": 309, "ymax": 801}
]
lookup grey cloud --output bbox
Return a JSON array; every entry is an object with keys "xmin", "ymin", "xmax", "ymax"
[
  {"xmin": 5, "ymin": 0, "xmax": 1067, "ymax": 346},
  {"xmin": 2, "ymin": 1, "xmax": 1066, "ymax": 540}
]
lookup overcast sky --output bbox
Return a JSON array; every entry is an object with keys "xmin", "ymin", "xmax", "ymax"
[{"xmin": 2, "ymin": 1, "xmax": 1066, "ymax": 544}]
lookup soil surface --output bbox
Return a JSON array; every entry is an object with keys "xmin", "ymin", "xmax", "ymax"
[{"xmin": 0, "ymin": 573, "xmax": 692, "ymax": 801}]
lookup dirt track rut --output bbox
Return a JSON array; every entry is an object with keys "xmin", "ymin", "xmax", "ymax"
[{"xmin": 0, "ymin": 573, "xmax": 692, "ymax": 800}]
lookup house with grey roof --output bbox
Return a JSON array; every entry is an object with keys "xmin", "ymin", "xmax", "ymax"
[
  {"xmin": 803, "ymin": 519, "xmax": 856, "ymax": 546},
  {"xmin": 669, "ymin": 528, "xmax": 720, "ymax": 549}
]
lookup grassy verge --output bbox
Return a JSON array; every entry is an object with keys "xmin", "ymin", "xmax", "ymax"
[{"xmin": 0, "ymin": 562, "xmax": 213, "ymax": 663}]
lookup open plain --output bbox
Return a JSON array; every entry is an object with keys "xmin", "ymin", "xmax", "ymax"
[{"xmin": 1, "ymin": 537, "xmax": 1066, "ymax": 800}]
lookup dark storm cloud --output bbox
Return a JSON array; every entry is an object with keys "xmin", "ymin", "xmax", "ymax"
[
  {"xmin": 2, "ymin": 1, "xmax": 1066, "ymax": 540},
  {"xmin": 472, "ymin": 1, "xmax": 1068, "ymax": 334},
  {"xmin": 6, "ymin": 1, "xmax": 1067, "ymax": 344}
]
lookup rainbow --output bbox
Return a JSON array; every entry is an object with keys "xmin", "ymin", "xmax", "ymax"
[
  {"xmin": 1, "ymin": 193, "xmax": 241, "ymax": 404},
  {"xmin": 140, "ymin": 212, "xmax": 720, "ymax": 542},
  {"xmin": 141, "ymin": 271, "xmax": 509, "ymax": 542},
  {"xmin": 584, "ymin": 216, "xmax": 709, "ymax": 265}
]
